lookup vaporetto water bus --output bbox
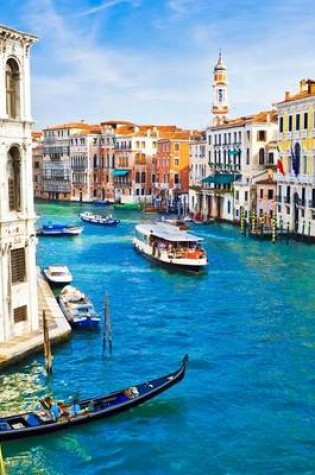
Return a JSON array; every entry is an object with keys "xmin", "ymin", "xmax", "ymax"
[{"xmin": 133, "ymin": 222, "xmax": 208, "ymax": 271}]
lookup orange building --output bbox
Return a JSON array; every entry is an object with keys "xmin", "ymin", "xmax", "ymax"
[{"xmin": 156, "ymin": 131, "xmax": 199, "ymax": 206}]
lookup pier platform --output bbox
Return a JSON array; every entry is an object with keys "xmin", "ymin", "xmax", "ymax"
[{"xmin": 0, "ymin": 269, "xmax": 71, "ymax": 369}]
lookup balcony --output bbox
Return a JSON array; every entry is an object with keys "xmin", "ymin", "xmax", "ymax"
[
  {"xmin": 309, "ymin": 200, "xmax": 315, "ymax": 209},
  {"xmin": 113, "ymin": 180, "xmax": 132, "ymax": 188}
]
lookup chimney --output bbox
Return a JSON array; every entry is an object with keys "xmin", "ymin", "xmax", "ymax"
[
  {"xmin": 285, "ymin": 91, "xmax": 291, "ymax": 101},
  {"xmin": 300, "ymin": 79, "xmax": 307, "ymax": 92}
]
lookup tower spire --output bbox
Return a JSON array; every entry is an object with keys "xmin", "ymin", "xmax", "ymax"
[{"xmin": 211, "ymin": 51, "xmax": 229, "ymax": 126}]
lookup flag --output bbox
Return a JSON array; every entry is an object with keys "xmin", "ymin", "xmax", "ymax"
[{"xmin": 276, "ymin": 159, "xmax": 285, "ymax": 175}]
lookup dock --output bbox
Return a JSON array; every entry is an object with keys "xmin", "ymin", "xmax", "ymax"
[{"xmin": 0, "ymin": 269, "xmax": 71, "ymax": 369}]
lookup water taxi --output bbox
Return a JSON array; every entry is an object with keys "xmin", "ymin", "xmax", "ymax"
[
  {"xmin": 43, "ymin": 265, "xmax": 73, "ymax": 287},
  {"xmin": 79, "ymin": 212, "xmax": 119, "ymax": 226},
  {"xmin": 59, "ymin": 285, "xmax": 101, "ymax": 329},
  {"xmin": 133, "ymin": 222, "xmax": 207, "ymax": 271},
  {"xmin": 37, "ymin": 223, "xmax": 83, "ymax": 236}
]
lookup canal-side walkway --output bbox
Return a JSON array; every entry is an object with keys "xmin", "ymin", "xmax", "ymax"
[{"xmin": 0, "ymin": 269, "xmax": 71, "ymax": 369}]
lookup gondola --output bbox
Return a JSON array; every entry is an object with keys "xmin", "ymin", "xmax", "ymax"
[{"xmin": 0, "ymin": 355, "xmax": 188, "ymax": 441}]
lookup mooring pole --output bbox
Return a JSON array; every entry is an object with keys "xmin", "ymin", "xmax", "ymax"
[
  {"xmin": 102, "ymin": 293, "xmax": 113, "ymax": 355},
  {"xmin": 43, "ymin": 310, "xmax": 52, "ymax": 375},
  {"xmin": 0, "ymin": 444, "xmax": 6, "ymax": 475}
]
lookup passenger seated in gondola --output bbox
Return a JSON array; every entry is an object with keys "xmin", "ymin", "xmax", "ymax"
[
  {"xmin": 69, "ymin": 400, "xmax": 83, "ymax": 417},
  {"xmin": 57, "ymin": 401, "xmax": 69, "ymax": 417},
  {"xmin": 124, "ymin": 386, "xmax": 140, "ymax": 399},
  {"xmin": 50, "ymin": 402, "xmax": 61, "ymax": 421}
]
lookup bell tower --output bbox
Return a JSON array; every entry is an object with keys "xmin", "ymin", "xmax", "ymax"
[
  {"xmin": 0, "ymin": 26, "xmax": 39, "ymax": 342},
  {"xmin": 212, "ymin": 51, "xmax": 229, "ymax": 126}
]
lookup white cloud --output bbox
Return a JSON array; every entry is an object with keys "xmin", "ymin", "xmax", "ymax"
[{"xmin": 75, "ymin": 0, "xmax": 140, "ymax": 17}]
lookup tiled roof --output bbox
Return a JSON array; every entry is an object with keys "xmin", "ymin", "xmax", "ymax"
[
  {"xmin": 43, "ymin": 121, "xmax": 97, "ymax": 131},
  {"xmin": 212, "ymin": 110, "xmax": 277, "ymax": 129}
]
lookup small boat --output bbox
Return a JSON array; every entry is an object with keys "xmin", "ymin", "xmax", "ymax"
[
  {"xmin": 113, "ymin": 202, "xmax": 141, "ymax": 211},
  {"xmin": 59, "ymin": 285, "xmax": 101, "ymax": 329},
  {"xmin": 43, "ymin": 266, "xmax": 73, "ymax": 287},
  {"xmin": 37, "ymin": 223, "xmax": 83, "ymax": 237},
  {"xmin": 0, "ymin": 355, "xmax": 188, "ymax": 441},
  {"xmin": 133, "ymin": 222, "xmax": 208, "ymax": 271},
  {"xmin": 79, "ymin": 212, "xmax": 120, "ymax": 226},
  {"xmin": 93, "ymin": 200, "xmax": 113, "ymax": 206}
]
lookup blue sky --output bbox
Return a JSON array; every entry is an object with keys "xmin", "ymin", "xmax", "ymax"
[{"xmin": 2, "ymin": 0, "xmax": 315, "ymax": 130}]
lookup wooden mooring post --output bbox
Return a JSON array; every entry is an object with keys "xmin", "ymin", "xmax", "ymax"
[
  {"xmin": 0, "ymin": 444, "xmax": 6, "ymax": 475},
  {"xmin": 43, "ymin": 310, "xmax": 52, "ymax": 375},
  {"xmin": 102, "ymin": 294, "xmax": 113, "ymax": 355}
]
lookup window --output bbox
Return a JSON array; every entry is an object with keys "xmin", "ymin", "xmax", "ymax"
[
  {"xmin": 14, "ymin": 305, "xmax": 27, "ymax": 323},
  {"xmin": 257, "ymin": 130, "xmax": 266, "ymax": 141},
  {"xmin": 6, "ymin": 59, "xmax": 20, "ymax": 119},
  {"xmin": 174, "ymin": 143, "xmax": 179, "ymax": 152},
  {"xmin": 296, "ymin": 114, "xmax": 300, "ymax": 131},
  {"xmin": 246, "ymin": 149, "xmax": 250, "ymax": 165},
  {"xmin": 268, "ymin": 153, "xmax": 274, "ymax": 165},
  {"xmin": 260, "ymin": 189, "xmax": 263, "ymax": 199},
  {"xmin": 174, "ymin": 174, "xmax": 179, "ymax": 184},
  {"xmin": 8, "ymin": 147, "xmax": 21, "ymax": 211},
  {"xmin": 288, "ymin": 115, "xmax": 293, "ymax": 132},
  {"xmin": 244, "ymin": 191, "xmax": 248, "ymax": 202},
  {"xmin": 174, "ymin": 158, "xmax": 179, "ymax": 166},
  {"xmin": 279, "ymin": 117, "xmax": 284, "ymax": 132},
  {"xmin": 11, "ymin": 248, "xmax": 26, "ymax": 284},
  {"xmin": 304, "ymin": 112, "xmax": 308, "ymax": 129},
  {"xmin": 259, "ymin": 148, "xmax": 265, "ymax": 165},
  {"xmin": 268, "ymin": 189, "xmax": 274, "ymax": 200}
]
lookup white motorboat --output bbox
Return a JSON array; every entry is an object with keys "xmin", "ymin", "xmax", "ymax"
[
  {"xmin": 79, "ymin": 212, "xmax": 119, "ymax": 226},
  {"xmin": 59, "ymin": 285, "xmax": 101, "ymax": 329},
  {"xmin": 133, "ymin": 222, "xmax": 208, "ymax": 271},
  {"xmin": 43, "ymin": 265, "xmax": 73, "ymax": 286}
]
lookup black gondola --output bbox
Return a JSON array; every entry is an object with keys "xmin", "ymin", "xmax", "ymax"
[{"xmin": 0, "ymin": 355, "xmax": 188, "ymax": 442}]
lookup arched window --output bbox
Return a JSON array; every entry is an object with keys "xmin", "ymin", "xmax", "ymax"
[
  {"xmin": 141, "ymin": 172, "xmax": 146, "ymax": 183},
  {"xmin": 7, "ymin": 146, "xmax": 21, "ymax": 211},
  {"xmin": 135, "ymin": 172, "xmax": 140, "ymax": 183},
  {"xmin": 6, "ymin": 59, "xmax": 20, "ymax": 119}
]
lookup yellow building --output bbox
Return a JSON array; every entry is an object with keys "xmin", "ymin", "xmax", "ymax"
[{"xmin": 275, "ymin": 79, "xmax": 315, "ymax": 238}]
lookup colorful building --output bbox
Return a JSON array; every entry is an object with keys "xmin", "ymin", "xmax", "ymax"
[{"xmin": 275, "ymin": 79, "xmax": 315, "ymax": 238}]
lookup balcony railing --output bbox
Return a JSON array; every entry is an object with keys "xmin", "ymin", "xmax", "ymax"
[{"xmin": 113, "ymin": 181, "xmax": 132, "ymax": 188}]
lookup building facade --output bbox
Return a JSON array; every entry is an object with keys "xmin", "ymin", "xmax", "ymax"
[
  {"xmin": 275, "ymin": 79, "xmax": 315, "ymax": 238},
  {"xmin": 42, "ymin": 121, "xmax": 95, "ymax": 201},
  {"xmin": 32, "ymin": 131, "xmax": 44, "ymax": 199},
  {"xmin": 0, "ymin": 26, "xmax": 39, "ymax": 341}
]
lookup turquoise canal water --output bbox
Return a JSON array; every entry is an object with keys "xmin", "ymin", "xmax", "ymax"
[{"xmin": 1, "ymin": 201, "xmax": 315, "ymax": 474}]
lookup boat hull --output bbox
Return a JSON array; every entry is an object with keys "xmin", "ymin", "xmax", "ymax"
[
  {"xmin": 0, "ymin": 356, "xmax": 188, "ymax": 441},
  {"xmin": 133, "ymin": 238, "xmax": 207, "ymax": 272}
]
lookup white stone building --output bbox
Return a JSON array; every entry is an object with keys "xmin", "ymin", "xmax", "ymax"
[
  {"xmin": 200, "ymin": 54, "xmax": 278, "ymax": 222},
  {"xmin": 188, "ymin": 131, "xmax": 208, "ymax": 216},
  {"xmin": 0, "ymin": 26, "xmax": 39, "ymax": 341}
]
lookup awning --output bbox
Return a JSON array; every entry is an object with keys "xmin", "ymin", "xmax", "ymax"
[
  {"xmin": 112, "ymin": 169, "xmax": 130, "ymax": 177},
  {"xmin": 202, "ymin": 173, "xmax": 239, "ymax": 185}
]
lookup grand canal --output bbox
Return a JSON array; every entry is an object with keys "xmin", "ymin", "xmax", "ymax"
[{"xmin": 1, "ymin": 201, "xmax": 315, "ymax": 474}]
